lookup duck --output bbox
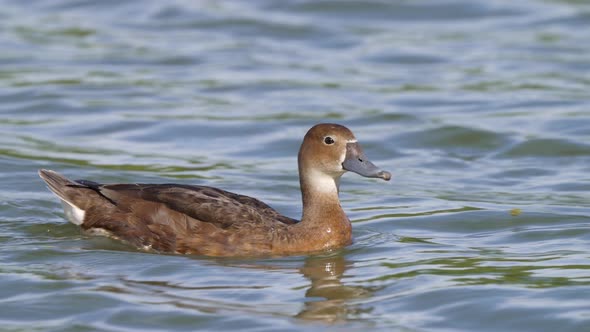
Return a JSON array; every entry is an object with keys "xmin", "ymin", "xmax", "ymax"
[{"xmin": 39, "ymin": 123, "xmax": 391, "ymax": 257}]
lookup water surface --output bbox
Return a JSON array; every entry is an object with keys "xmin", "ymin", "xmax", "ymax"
[{"xmin": 1, "ymin": 0, "xmax": 590, "ymax": 331}]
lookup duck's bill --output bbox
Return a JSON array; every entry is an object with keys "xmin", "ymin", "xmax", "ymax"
[{"xmin": 342, "ymin": 142, "xmax": 391, "ymax": 181}]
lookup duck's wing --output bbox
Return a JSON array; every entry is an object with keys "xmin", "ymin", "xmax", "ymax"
[{"xmin": 83, "ymin": 182, "xmax": 299, "ymax": 229}]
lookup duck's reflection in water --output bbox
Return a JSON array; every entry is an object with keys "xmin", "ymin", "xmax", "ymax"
[
  {"xmin": 104, "ymin": 253, "xmax": 374, "ymax": 323},
  {"xmin": 296, "ymin": 254, "xmax": 374, "ymax": 322}
]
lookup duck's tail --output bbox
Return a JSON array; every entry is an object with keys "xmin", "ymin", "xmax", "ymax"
[{"xmin": 39, "ymin": 169, "xmax": 87, "ymax": 225}]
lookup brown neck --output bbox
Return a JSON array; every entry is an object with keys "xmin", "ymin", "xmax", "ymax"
[{"xmin": 298, "ymin": 170, "xmax": 352, "ymax": 248}]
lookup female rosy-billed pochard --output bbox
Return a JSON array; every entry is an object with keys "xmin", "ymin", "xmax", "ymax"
[{"xmin": 39, "ymin": 123, "xmax": 391, "ymax": 257}]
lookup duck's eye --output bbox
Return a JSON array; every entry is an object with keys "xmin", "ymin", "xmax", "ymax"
[{"xmin": 324, "ymin": 136, "xmax": 335, "ymax": 145}]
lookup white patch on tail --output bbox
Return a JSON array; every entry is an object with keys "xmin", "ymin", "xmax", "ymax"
[{"xmin": 60, "ymin": 199, "xmax": 85, "ymax": 225}]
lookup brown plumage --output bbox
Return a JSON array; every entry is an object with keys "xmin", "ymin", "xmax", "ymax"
[{"xmin": 39, "ymin": 123, "xmax": 391, "ymax": 257}]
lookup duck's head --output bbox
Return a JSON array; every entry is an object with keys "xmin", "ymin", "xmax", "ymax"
[{"xmin": 298, "ymin": 123, "xmax": 391, "ymax": 189}]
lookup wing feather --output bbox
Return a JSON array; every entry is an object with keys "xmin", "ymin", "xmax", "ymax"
[{"xmin": 94, "ymin": 183, "xmax": 298, "ymax": 229}]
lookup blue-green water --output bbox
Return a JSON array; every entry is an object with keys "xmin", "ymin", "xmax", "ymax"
[{"xmin": 1, "ymin": 0, "xmax": 590, "ymax": 331}]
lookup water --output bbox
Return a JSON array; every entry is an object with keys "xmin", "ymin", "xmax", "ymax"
[{"xmin": 1, "ymin": 0, "xmax": 590, "ymax": 330}]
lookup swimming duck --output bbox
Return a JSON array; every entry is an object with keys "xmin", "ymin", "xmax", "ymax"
[{"xmin": 39, "ymin": 123, "xmax": 391, "ymax": 257}]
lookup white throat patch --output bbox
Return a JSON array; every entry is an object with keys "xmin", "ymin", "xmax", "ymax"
[{"xmin": 306, "ymin": 169, "xmax": 339, "ymax": 194}]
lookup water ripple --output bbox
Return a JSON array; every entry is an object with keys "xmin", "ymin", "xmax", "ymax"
[{"xmin": 1, "ymin": 0, "xmax": 590, "ymax": 331}]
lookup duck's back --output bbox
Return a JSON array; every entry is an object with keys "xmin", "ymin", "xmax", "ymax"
[
  {"xmin": 39, "ymin": 170, "xmax": 298, "ymax": 256},
  {"xmin": 96, "ymin": 183, "xmax": 299, "ymax": 228}
]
